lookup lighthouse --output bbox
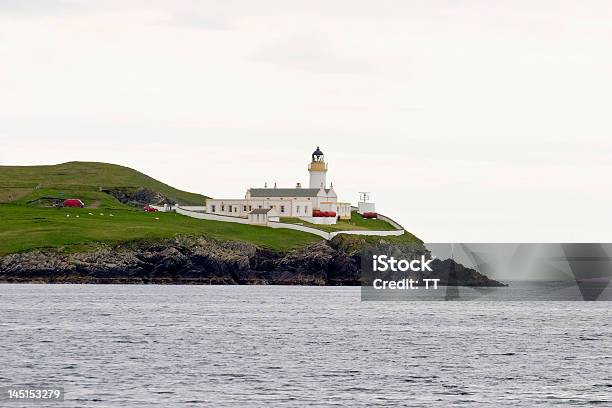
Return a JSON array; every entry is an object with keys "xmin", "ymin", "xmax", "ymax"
[
  {"xmin": 204, "ymin": 146, "xmax": 352, "ymax": 223},
  {"xmin": 308, "ymin": 146, "xmax": 328, "ymax": 189}
]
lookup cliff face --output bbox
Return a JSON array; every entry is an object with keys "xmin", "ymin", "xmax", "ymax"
[
  {"xmin": 0, "ymin": 237, "xmax": 358, "ymax": 285},
  {"xmin": 0, "ymin": 236, "xmax": 504, "ymax": 286},
  {"xmin": 103, "ymin": 187, "xmax": 168, "ymax": 207}
]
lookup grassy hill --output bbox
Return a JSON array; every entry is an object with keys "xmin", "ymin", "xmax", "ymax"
[
  {"xmin": 0, "ymin": 161, "xmax": 207, "ymax": 206},
  {"xmin": 0, "ymin": 204, "xmax": 321, "ymax": 255},
  {"xmin": 0, "ymin": 161, "xmax": 420, "ymax": 255},
  {"xmin": 0, "ymin": 162, "xmax": 325, "ymax": 254}
]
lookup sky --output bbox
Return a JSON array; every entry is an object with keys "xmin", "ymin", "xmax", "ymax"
[{"xmin": 1, "ymin": 0, "xmax": 611, "ymax": 242}]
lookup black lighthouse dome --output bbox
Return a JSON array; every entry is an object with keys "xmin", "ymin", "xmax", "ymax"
[{"xmin": 312, "ymin": 146, "xmax": 324, "ymax": 162}]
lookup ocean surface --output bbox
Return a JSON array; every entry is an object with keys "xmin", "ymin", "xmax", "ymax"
[{"xmin": 0, "ymin": 285, "xmax": 610, "ymax": 407}]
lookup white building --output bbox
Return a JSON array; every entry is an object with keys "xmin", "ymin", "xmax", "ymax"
[
  {"xmin": 205, "ymin": 147, "xmax": 352, "ymax": 224},
  {"xmin": 247, "ymin": 208, "xmax": 273, "ymax": 224}
]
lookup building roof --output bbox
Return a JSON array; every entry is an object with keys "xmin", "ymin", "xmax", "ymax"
[
  {"xmin": 249, "ymin": 188, "xmax": 331, "ymax": 198},
  {"xmin": 249, "ymin": 208, "xmax": 271, "ymax": 214}
]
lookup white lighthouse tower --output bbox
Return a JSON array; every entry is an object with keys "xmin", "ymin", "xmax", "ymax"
[{"xmin": 308, "ymin": 146, "xmax": 328, "ymax": 188}]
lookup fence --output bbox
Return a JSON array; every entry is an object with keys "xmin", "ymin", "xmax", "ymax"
[
  {"xmin": 329, "ymin": 229, "xmax": 405, "ymax": 239},
  {"xmin": 176, "ymin": 206, "xmax": 405, "ymax": 240},
  {"xmin": 178, "ymin": 206, "xmax": 206, "ymax": 212},
  {"xmin": 175, "ymin": 207, "xmax": 251, "ymax": 224},
  {"xmin": 350, "ymin": 206, "xmax": 405, "ymax": 230}
]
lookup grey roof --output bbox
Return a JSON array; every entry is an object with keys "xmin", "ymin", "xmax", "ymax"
[
  {"xmin": 249, "ymin": 188, "xmax": 331, "ymax": 198},
  {"xmin": 249, "ymin": 208, "xmax": 271, "ymax": 214}
]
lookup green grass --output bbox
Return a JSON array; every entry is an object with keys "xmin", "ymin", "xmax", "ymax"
[
  {"xmin": 280, "ymin": 211, "xmax": 398, "ymax": 232},
  {"xmin": 0, "ymin": 162, "xmax": 423, "ymax": 256},
  {"xmin": 0, "ymin": 204, "xmax": 321, "ymax": 255},
  {"xmin": 14, "ymin": 188, "xmax": 134, "ymax": 210},
  {"xmin": 0, "ymin": 161, "xmax": 207, "ymax": 205}
]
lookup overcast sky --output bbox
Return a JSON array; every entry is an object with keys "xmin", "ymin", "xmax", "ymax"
[{"xmin": 1, "ymin": 1, "xmax": 611, "ymax": 242}]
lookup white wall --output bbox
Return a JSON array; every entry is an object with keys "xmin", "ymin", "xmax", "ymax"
[
  {"xmin": 302, "ymin": 216, "xmax": 336, "ymax": 225},
  {"xmin": 265, "ymin": 221, "xmax": 330, "ymax": 239},
  {"xmin": 179, "ymin": 206, "xmax": 206, "ymax": 212},
  {"xmin": 309, "ymin": 170, "xmax": 326, "ymax": 189},
  {"xmin": 177, "ymin": 206, "xmax": 405, "ymax": 241},
  {"xmin": 329, "ymin": 230, "xmax": 405, "ymax": 239},
  {"xmin": 207, "ymin": 197, "xmax": 317, "ymax": 218},
  {"xmin": 176, "ymin": 207, "xmax": 251, "ymax": 224},
  {"xmin": 206, "ymin": 199, "xmax": 250, "ymax": 218},
  {"xmin": 377, "ymin": 213, "xmax": 404, "ymax": 230},
  {"xmin": 248, "ymin": 212, "xmax": 267, "ymax": 224},
  {"xmin": 358, "ymin": 202, "xmax": 376, "ymax": 214}
]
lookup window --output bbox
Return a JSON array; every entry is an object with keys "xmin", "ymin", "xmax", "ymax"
[
  {"xmin": 297, "ymin": 205, "xmax": 300, "ymax": 213},
  {"xmin": 211, "ymin": 205, "xmax": 216, "ymax": 212},
  {"xmin": 228, "ymin": 205, "xmax": 232, "ymax": 213},
  {"xmin": 243, "ymin": 205, "xmax": 247, "ymax": 212},
  {"xmin": 258, "ymin": 205, "xmax": 262, "ymax": 209},
  {"xmin": 304, "ymin": 205, "xmax": 308, "ymax": 213},
  {"xmin": 221, "ymin": 205, "xmax": 225, "ymax": 211},
  {"xmin": 249, "ymin": 206, "xmax": 252, "ymax": 211},
  {"xmin": 280, "ymin": 205, "xmax": 285, "ymax": 213}
]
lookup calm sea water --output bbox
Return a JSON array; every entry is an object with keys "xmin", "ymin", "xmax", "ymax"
[{"xmin": 0, "ymin": 285, "xmax": 610, "ymax": 407}]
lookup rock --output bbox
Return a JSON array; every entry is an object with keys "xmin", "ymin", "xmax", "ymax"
[
  {"xmin": 103, "ymin": 187, "xmax": 167, "ymax": 207},
  {"xmin": 0, "ymin": 236, "xmax": 504, "ymax": 286}
]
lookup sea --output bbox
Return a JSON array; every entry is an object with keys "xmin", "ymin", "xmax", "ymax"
[{"xmin": 0, "ymin": 285, "xmax": 610, "ymax": 407}]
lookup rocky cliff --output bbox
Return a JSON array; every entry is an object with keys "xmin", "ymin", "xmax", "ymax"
[
  {"xmin": 0, "ymin": 235, "xmax": 505, "ymax": 286},
  {"xmin": 103, "ymin": 187, "xmax": 169, "ymax": 207}
]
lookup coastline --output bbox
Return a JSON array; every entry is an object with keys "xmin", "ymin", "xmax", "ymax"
[{"xmin": 0, "ymin": 235, "xmax": 505, "ymax": 287}]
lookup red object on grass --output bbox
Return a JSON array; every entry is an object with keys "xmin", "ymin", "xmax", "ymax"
[
  {"xmin": 144, "ymin": 205, "xmax": 158, "ymax": 212},
  {"xmin": 362, "ymin": 212, "xmax": 378, "ymax": 219},
  {"xmin": 313, "ymin": 210, "xmax": 336, "ymax": 217},
  {"xmin": 63, "ymin": 199, "xmax": 84, "ymax": 208}
]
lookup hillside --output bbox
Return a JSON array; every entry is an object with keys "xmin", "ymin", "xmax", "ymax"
[
  {"xmin": 0, "ymin": 163, "xmax": 495, "ymax": 287},
  {"xmin": 0, "ymin": 204, "xmax": 322, "ymax": 255},
  {"xmin": 0, "ymin": 161, "xmax": 207, "ymax": 207},
  {"xmin": 0, "ymin": 161, "xmax": 422, "ymax": 261},
  {"xmin": 0, "ymin": 161, "xmax": 326, "ymax": 254}
]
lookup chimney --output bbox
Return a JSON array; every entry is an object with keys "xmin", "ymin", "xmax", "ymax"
[
  {"xmin": 274, "ymin": 182, "xmax": 277, "ymax": 188},
  {"xmin": 264, "ymin": 182, "xmax": 268, "ymax": 188},
  {"xmin": 296, "ymin": 182, "xmax": 302, "ymax": 188}
]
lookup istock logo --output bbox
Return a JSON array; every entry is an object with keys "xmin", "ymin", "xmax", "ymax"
[{"xmin": 372, "ymin": 255, "xmax": 434, "ymax": 272}]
